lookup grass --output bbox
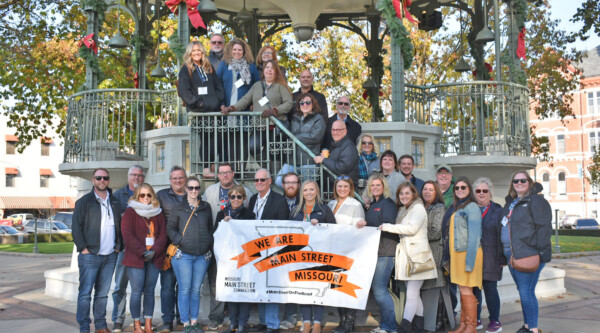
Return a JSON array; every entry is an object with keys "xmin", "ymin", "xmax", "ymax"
[
  {"xmin": 551, "ymin": 235, "xmax": 600, "ymax": 253},
  {"xmin": 0, "ymin": 242, "xmax": 74, "ymax": 254}
]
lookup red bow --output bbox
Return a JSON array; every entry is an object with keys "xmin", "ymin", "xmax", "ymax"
[
  {"xmin": 516, "ymin": 27, "xmax": 526, "ymax": 60},
  {"xmin": 134, "ymin": 72, "xmax": 139, "ymax": 88},
  {"xmin": 392, "ymin": 0, "xmax": 419, "ymax": 24},
  {"xmin": 165, "ymin": 0, "xmax": 206, "ymax": 29},
  {"xmin": 79, "ymin": 33, "xmax": 98, "ymax": 54}
]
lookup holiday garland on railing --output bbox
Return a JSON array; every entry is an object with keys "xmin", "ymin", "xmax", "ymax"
[{"xmin": 377, "ymin": 0, "xmax": 414, "ymax": 70}]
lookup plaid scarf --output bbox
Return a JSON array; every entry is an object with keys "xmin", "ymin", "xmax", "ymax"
[{"xmin": 358, "ymin": 152, "xmax": 378, "ymax": 180}]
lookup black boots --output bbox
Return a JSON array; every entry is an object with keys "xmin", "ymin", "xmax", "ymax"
[
  {"xmin": 334, "ymin": 308, "xmax": 356, "ymax": 333},
  {"xmin": 333, "ymin": 308, "xmax": 346, "ymax": 333},
  {"xmin": 397, "ymin": 319, "xmax": 412, "ymax": 333},
  {"xmin": 411, "ymin": 316, "xmax": 424, "ymax": 333}
]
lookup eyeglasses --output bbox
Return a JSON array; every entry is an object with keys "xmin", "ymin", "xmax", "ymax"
[
  {"xmin": 211, "ymin": 41, "xmax": 224, "ymax": 45},
  {"xmin": 129, "ymin": 173, "xmax": 144, "ymax": 178},
  {"xmin": 170, "ymin": 177, "xmax": 185, "ymax": 181},
  {"xmin": 454, "ymin": 185, "xmax": 468, "ymax": 191},
  {"xmin": 139, "ymin": 193, "xmax": 153, "ymax": 199},
  {"xmin": 262, "ymin": 51, "xmax": 273, "ymax": 55},
  {"xmin": 475, "ymin": 189, "xmax": 489, "ymax": 194},
  {"xmin": 283, "ymin": 181, "xmax": 299, "ymax": 185},
  {"xmin": 187, "ymin": 186, "xmax": 201, "ymax": 191},
  {"xmin": 229, "ymin": 194, "xmax": 244, "ymax": 200},
  {"xmin": 361, "ymin": 141, "xmax": 373, "ymax": 145},
  {"xmin": 331, "ymin": 128, "xmax": 345, "ymax": 132},
  {"xmin": 94, "ymin": 176, "xmax": 109, "ymax": 181},
  {"xmin": 217, "ymin": 171, "xmax": 233, "ymax": 176},
  {"xmin": 337, "ymin": 102, "xmax": 350, "ymax": 106},
  {"xmin": 254, "ymin": 178, "xmax": 268, "ymax": 183},
  {"xmin": 299, "ymin": 100, "xmax": 312, "ymax": 106},
  {"xmin": 337, "ymin": 175, "xmax": 350, "ymax": 180},
  {"xmin": 513, "ymin": 179, "xmax": 528, "ymax": 184}
]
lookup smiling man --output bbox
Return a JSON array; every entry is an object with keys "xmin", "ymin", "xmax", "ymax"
[
  {"xmin": 208, "ymin": 33, "xmax": 225, "ymax": 69},
  {"xmin": 314, "ymin": 120, "xmax": 359, "ymax": 186}
]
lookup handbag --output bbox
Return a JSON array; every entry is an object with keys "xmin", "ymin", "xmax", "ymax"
[
  {"xmin": 510, "ymin": 254, "xmax": 540, "ymax": 273},
  {"xmin": 403, "ymin": 238, "xmax": 436, "ymax": 276},
  {"xmin": 163, "ymin": 201, "xmax": 200, "ymax": 270}
]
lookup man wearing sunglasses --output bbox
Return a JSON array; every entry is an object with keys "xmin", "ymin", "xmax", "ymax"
[
  {"xmin": 323, "ymin": 95, "xmax": 362, "ymax": 149},
  {"xmin": 248, "ymin": 169, "xmax": 290, "ymax": 333},
  {"xmin": 203, "ymin": 163, "xmax": 252, "ymax": 331},
  {"xmin": 72, "ymin": 168, "xmax": 123, "ymax": 333},
  {"xmin": 292, "ymin": 69, "xmax": 328, "ymax": 120},
  {"xmin": 208, "ymin": 33, "xmax": 225, "ymax": 70},
  {"xmin": 111, "ymin": 165, "xmax": 145, "ymax": 332}
]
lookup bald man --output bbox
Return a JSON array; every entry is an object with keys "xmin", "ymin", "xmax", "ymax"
[
  {"xmin": 292, "ymin": 69, "xmax": 328, "ymax": 120},
  {"xmin": 314, "ymin": 120, "xmax": 359, "ymax": 185}
]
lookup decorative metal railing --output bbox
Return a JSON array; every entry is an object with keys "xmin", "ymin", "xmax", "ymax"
[
  {"xmin": 63, "ymin": 89, "xmax": 180, "ymax": 163},
  {"xmin": 188, "ymin": 112, "xmax": 340, "ymax": 200},
  {"xmin": 404, "ymin": 81, "xmax": 530, "ymax": 157}
]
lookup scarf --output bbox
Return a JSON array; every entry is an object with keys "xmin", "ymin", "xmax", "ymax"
[
  {"xmin": 225, "ymin": 204, "xmax": 244, "ymax": 219},
  {"xmin": 358, "ymin": 152, "xmax": 378, "ymax": 180},
  {"xmin": 229, "ymin": 58, "xmax": 251, "ymax": 85},
  {"xmin": 128, "ymin": 200, "xmax": 163, "ymax": 218}
]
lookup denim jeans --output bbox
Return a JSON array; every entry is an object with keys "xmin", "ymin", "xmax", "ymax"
[
  {"xmin": 111, "ymin": 251, "xmax": 128, "ymax": 324},
  {"xmin": 283, "ymin": 303, "xmax": 298, "ymax": 323},
  {"xmin": 260, "ymin": 303, "xmax": 280, "ymax": 329},
  {"xmin": 229, "ymin": 302, "xmax": 251, "ymax": 327},
  {"xmin": 449, "ymin": 282, "xmax": 458, "ymax": 316},
  {"xmin": 371, "ymin": 256, "xmax": 397, "ymax": 332},
  {"xmin": 127, "ymin": 262, "xmax": 160, "ymax": 320},
  {"xmin": 76, "ymin": 251, "xmax": 118, "ymax": 333},
  {"xmin": 473, "ymin": 280, "xmax": 501, "ymax": 322},
  {"xmin": 208, "ymin": 257, "xmax": 225, "ymax": 323},
  {"xmin": 300, "ymin": 305, "xmax": 324, "ymax": 323},
  {"xmin": 171, "ymin": 252, "xmax": 210, "ymax": 324},
  {"xmin": 160, "ymin": 267, "xmax": 177, "ymax": 323}
]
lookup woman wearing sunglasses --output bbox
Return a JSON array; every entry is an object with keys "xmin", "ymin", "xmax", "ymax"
[
  {"xmin": 500, "ymin": 171, "xmax": 551, "ymax": 333},
  {"xmin": 356, "ymin": 134, "xmax": 380, "ymax": 190},
  {"xmin": 290, "ymin": 180, "xmax": 335, "ymax": 333},
  {"xmin": 290, "ymin": 93, "xmax": 326, "ymax": 181},
  {"xmin": 121, "ymin": 183, "xmax": 167, "ymax": 333},
  {"xmin": 167, "ymin": 177, "xmax": 214, "ymax": 333},
  {"xmin": 214, "ymin": 185, "xmax": 255, "ymax": 333},
  {"xmin": 442, "ymin": 177, "xmax": 482, "ymax": 333},
  {"xmin": 471, "ymin": 177, "xmax": 504, "ymax": 333},
  {"xmin": 256, "ymin": 45, "xmax": 287, "ymax": 79}
]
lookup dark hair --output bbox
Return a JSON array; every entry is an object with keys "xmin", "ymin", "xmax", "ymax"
[
  {"xmin": 452, "ymin": 176, "xmax": 475, "ymax": 209},
  {"xmin": 169, "ymin": 166, "xmax": 186, "ymax": 177},
  {"xmin": 295, "ymin": 93, "xmax": 322, "ymax": 116},
  {"xmin": 380, "ymin": 150, "xmax": 398, "ymax": 172},
  {"xmin": 398, "ymin": 154, "xmax": 414, "ymax": 164},
  {"xmin": 229, "ymin": 185, "xmax": 247, "ymax": 198},
  {"xmin": 508, "ymin": 170, "xmax": 533, "ymax": 199},
  {"xmin": 93, "ymin": 168, "xmax": 109, "ymax": 176},
  {"xmin": 262, "ymin": 59, "xmax": 288, "ymax": 88},
  {"xmin": 421, "ymin": 180, "xmax": 444, "ymax": 206},
  {"xmin": 186, "ymin": 176, "xmax": 201, "ymax": 187},
  {"xmin": 218, "ymin": 163, "xmax": 234, "ymax": 173},
  {"xmin": 396, "ymin": 182, "xmax": 418, "ymax": 208}
]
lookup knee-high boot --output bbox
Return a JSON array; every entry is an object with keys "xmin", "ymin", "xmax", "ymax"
[
  {"xmin": 462, "ymin": 294, "xmax": 478, "ymax": 333},
  {"xmin": 448, "ymin": 294, "xmax": 467, "ymax": 333}
]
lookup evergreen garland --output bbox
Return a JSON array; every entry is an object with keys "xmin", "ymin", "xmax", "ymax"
[
  {"xmin": 131, "ymin": 35, "xmax": 152, "ymax": 71},
  {"xmin": 169, "ymin": 34, "xmax": 186, "ymax": 60},
  {"xmin": 78, "ymin": 0, "xmax": 109, "ymax": 88},
  {"xmin": 376, "ymin": 0, "xmax": 414, "ymax": 70}
]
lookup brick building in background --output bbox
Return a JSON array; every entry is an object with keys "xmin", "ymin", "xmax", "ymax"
[{"xmin": 531, "ymin": 45, "xmax": 600, "ymax": 220}]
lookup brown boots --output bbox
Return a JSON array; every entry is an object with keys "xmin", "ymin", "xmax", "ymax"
[
  {"xmin": 448, "ymin": 293, "xmax": 478, "ymax": 333},
  {"xmin": 144, "ymin": 318, "xmax": 154, "ymax": 333},
  {"xmin": 133, "ymin": 319, "xmax": 154, "ymax": 333},
  {"xmin": 134, "ymin": 320, "xmax": 144, "ymax": 333}
]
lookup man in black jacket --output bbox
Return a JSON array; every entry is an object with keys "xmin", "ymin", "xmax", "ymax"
[
  {"xmin": 248, "ymin": 169, "xmax": 290, "ymax": 333},
  {"xmin": 314, "ymin": 120, "xmax": 360, "ymax": 186},
  {"xmin": 156, "ymin": 166, "xmax": 187, "ymax": 332},
  {"xmin": 323, "ymin": 95, "xmax": 362, "ymax": 149},
  {"xmin": 72, "ymin": 168, "xmax": 123, "ymax": 333}
]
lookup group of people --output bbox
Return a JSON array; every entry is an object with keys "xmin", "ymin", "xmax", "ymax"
[{"xmin": 71, "ymin": 36, "xmax": 552, "ymax": 333}]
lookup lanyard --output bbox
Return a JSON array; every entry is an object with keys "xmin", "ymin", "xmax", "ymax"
[
  {"xmin": 481, "ymin": 203, "xmax": 491, "ymax": 218},
  {"xmin": 507, "ymin": 198, "xmax": 520, "ymax": 220},
  {"xmin": 254, "ymin": 194, "xmax": 269, "ymax": 218},
  {"xmin": 195, "ymin": 64, "xmax": 207, "ymax": 83}
]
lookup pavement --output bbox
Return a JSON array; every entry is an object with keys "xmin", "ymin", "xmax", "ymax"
[{"xmin": 0, "ymin": 251, "xmax": 599, "ymax": 333}]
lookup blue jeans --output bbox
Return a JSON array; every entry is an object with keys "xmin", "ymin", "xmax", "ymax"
[
  {"xmin": 127, "ymin": 262, "xmax": 160, "ymax": 320},
  {"xmin": 76, "ymin": 251, "xmax": 118, "ymax": 333},
  {"xmin": 111, "ymin": 251, "xmax": 128, "ymax": 324},
  {"xmin": 371, "ymin": 256, "xmax": 397, "ymax": 331},
  {"xmin": 504, "ymin": 250, "xmax": 545, "ymax": 328},
  {"xmin": 449, "ymin": 282, "xmax": 458, "ymax": 316},
  {"xmin": 300, "ymin": 305, "xmax": 324, "ymax": 323},
  {"xmin": 259, "ymin": 303, "xmax": 280, "ymax": 329},
  {"xmin": 229, "ymin": 302, "xmax": 251, "ymax": 327},
  {"xmin": 283, "ymin": 303, "xmax": 298, "ymax": 323},
  {"xmin": 171, "ymin": 252, "xmax": 210, "ymax": 324},
  {"xmin": 474, "ymin": 280, "xmax": 501, "ymax": 322},
  {"xmin": 160, "ymin": 267, "xmax": 177, "ymax": 323}
]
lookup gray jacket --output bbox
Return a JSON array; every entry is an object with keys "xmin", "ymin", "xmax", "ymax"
[
  {"xmin": 167, "ymin": 199, "xmax": 213, "ymax": 256},
  {"xmin": 322, "ymin": 135, "xmax": 359, "ymax": 185},
  {"xmin": 156, "ymin": 187, "xmax": 186, "ymax": 224},
  {"xmin": 422, "ymin": 202, "xmax": 448, "ymax": 289},
  {"xmin": 290, "ymin": 112, "xmax": 326, "ymax": 165}
]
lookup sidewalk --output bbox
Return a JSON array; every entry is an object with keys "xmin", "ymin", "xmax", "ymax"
[{"xmin": 1, "ymin": 252, "xmax": 599, "ymax": 333}]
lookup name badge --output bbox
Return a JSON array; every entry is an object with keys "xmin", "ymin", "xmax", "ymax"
[
  {"xmin": 501, "ymin": 216, "xmax": 508, "ymax": 227},
  {"xmin": 146, "ymin": 237, "xmax": 155, "ymax": 246},
  {"xmin": 259, "ymin": 96, "xmax": 269, "ymax": 107},
  {"xmin": 198, "ymin": 87, "xmax": 208, "ymax": 95},
  {"xmin": 234, "ymin": 79, "xmax": 245, "ymax": 88}
]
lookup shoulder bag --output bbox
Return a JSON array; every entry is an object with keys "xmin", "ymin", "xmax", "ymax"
[
  {"xmin": 508, "ymin": 199, "xmax": 540, "ymax": 273},
  {"xmin": 163, "ymin": 202, "xmax": 199, "ymax": 270},
  {"xmin": 402, "ymin": 238, "xmax": 436, "ymax": 276}
]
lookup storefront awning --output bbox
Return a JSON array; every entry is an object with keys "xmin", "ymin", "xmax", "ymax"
[
  {"xmin": 0, "ymin": 196, "xmax": 76, "ymax": 210},
  {"xmin": 5, "ymin": 168, "xmax": 19, "ymax": 175},
  {"xmin": 40, "ymin": 169, "xmax": 53, "ymax": 176}
]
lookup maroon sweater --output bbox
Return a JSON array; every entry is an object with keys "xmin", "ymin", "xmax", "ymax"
[{"xmin": 121, "ymin": 207, "xmax": 167, "ymax": 270}]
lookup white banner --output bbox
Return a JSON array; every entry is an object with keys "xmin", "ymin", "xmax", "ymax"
[{"xmin": 213, "ymin": 220, "xmax": 381, "ymax": 309}]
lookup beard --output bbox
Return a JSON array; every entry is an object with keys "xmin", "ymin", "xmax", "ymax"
[{"xmin": 284, "ymin": 189, "xmax": 299, "ymax": 199}]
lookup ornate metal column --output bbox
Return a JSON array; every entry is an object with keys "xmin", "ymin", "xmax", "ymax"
[
  {"xmin": 84, "ymin": 7, "xmax": 100, "ymax": 90},
  {"xmin": 391, "ymin": 40, "xmax": 405, "ymax": 122}
]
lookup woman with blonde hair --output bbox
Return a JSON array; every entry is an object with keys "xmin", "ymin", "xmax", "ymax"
[{"xmin": 121, "ymin": 183, "xmax": 168, "ymax": 333}]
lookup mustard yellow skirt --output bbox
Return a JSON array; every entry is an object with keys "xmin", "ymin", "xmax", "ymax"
[{"xmin": 449, "ymin": 214, "xmax": 483, "ymax": 288}]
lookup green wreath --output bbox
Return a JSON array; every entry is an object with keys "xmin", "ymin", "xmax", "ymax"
[{"xmin": 377, "ymin": 0, "xmax": 414, "ymax": 70}]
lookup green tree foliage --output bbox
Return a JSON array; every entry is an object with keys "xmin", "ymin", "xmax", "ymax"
[{"xmin": 571, "ymin": 0, "xmax": 600, "ymax": 39}]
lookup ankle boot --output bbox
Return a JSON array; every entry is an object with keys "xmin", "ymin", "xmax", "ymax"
[
  {"xmin": 145, "ymin": 318, "xmax": 154, "ymax": 333},
  {"xmin": 462, "ymin": 294, "xmax": 478, "ymax": 333},
  {"xmin": 302, "ymin": 322, "xmax": 311, "ymax": 333},
  {"xmin": 334, "ymin": 308, "xmax": 346, "ymax": 333},
  {"xmin": 134, "ymin": 320, "xmax": 144, "ymax": 333},
  {"xmin": 448, "ymin": 295, "xmax": 467, "ymax": 333},
  {"xmin": 397, "ymin": 318, "xmax": 413, "ymax": 333},
  {"xmin": 411, "ymin": 315, "xmax": 424, "ymax": 333},
  {"xmin": 311, "ymin": 323, "xmax": 321, "ymax": 333},
  {"xmin": 342, "ymin": 310, "xmax": 356, "ymax": 333}
]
